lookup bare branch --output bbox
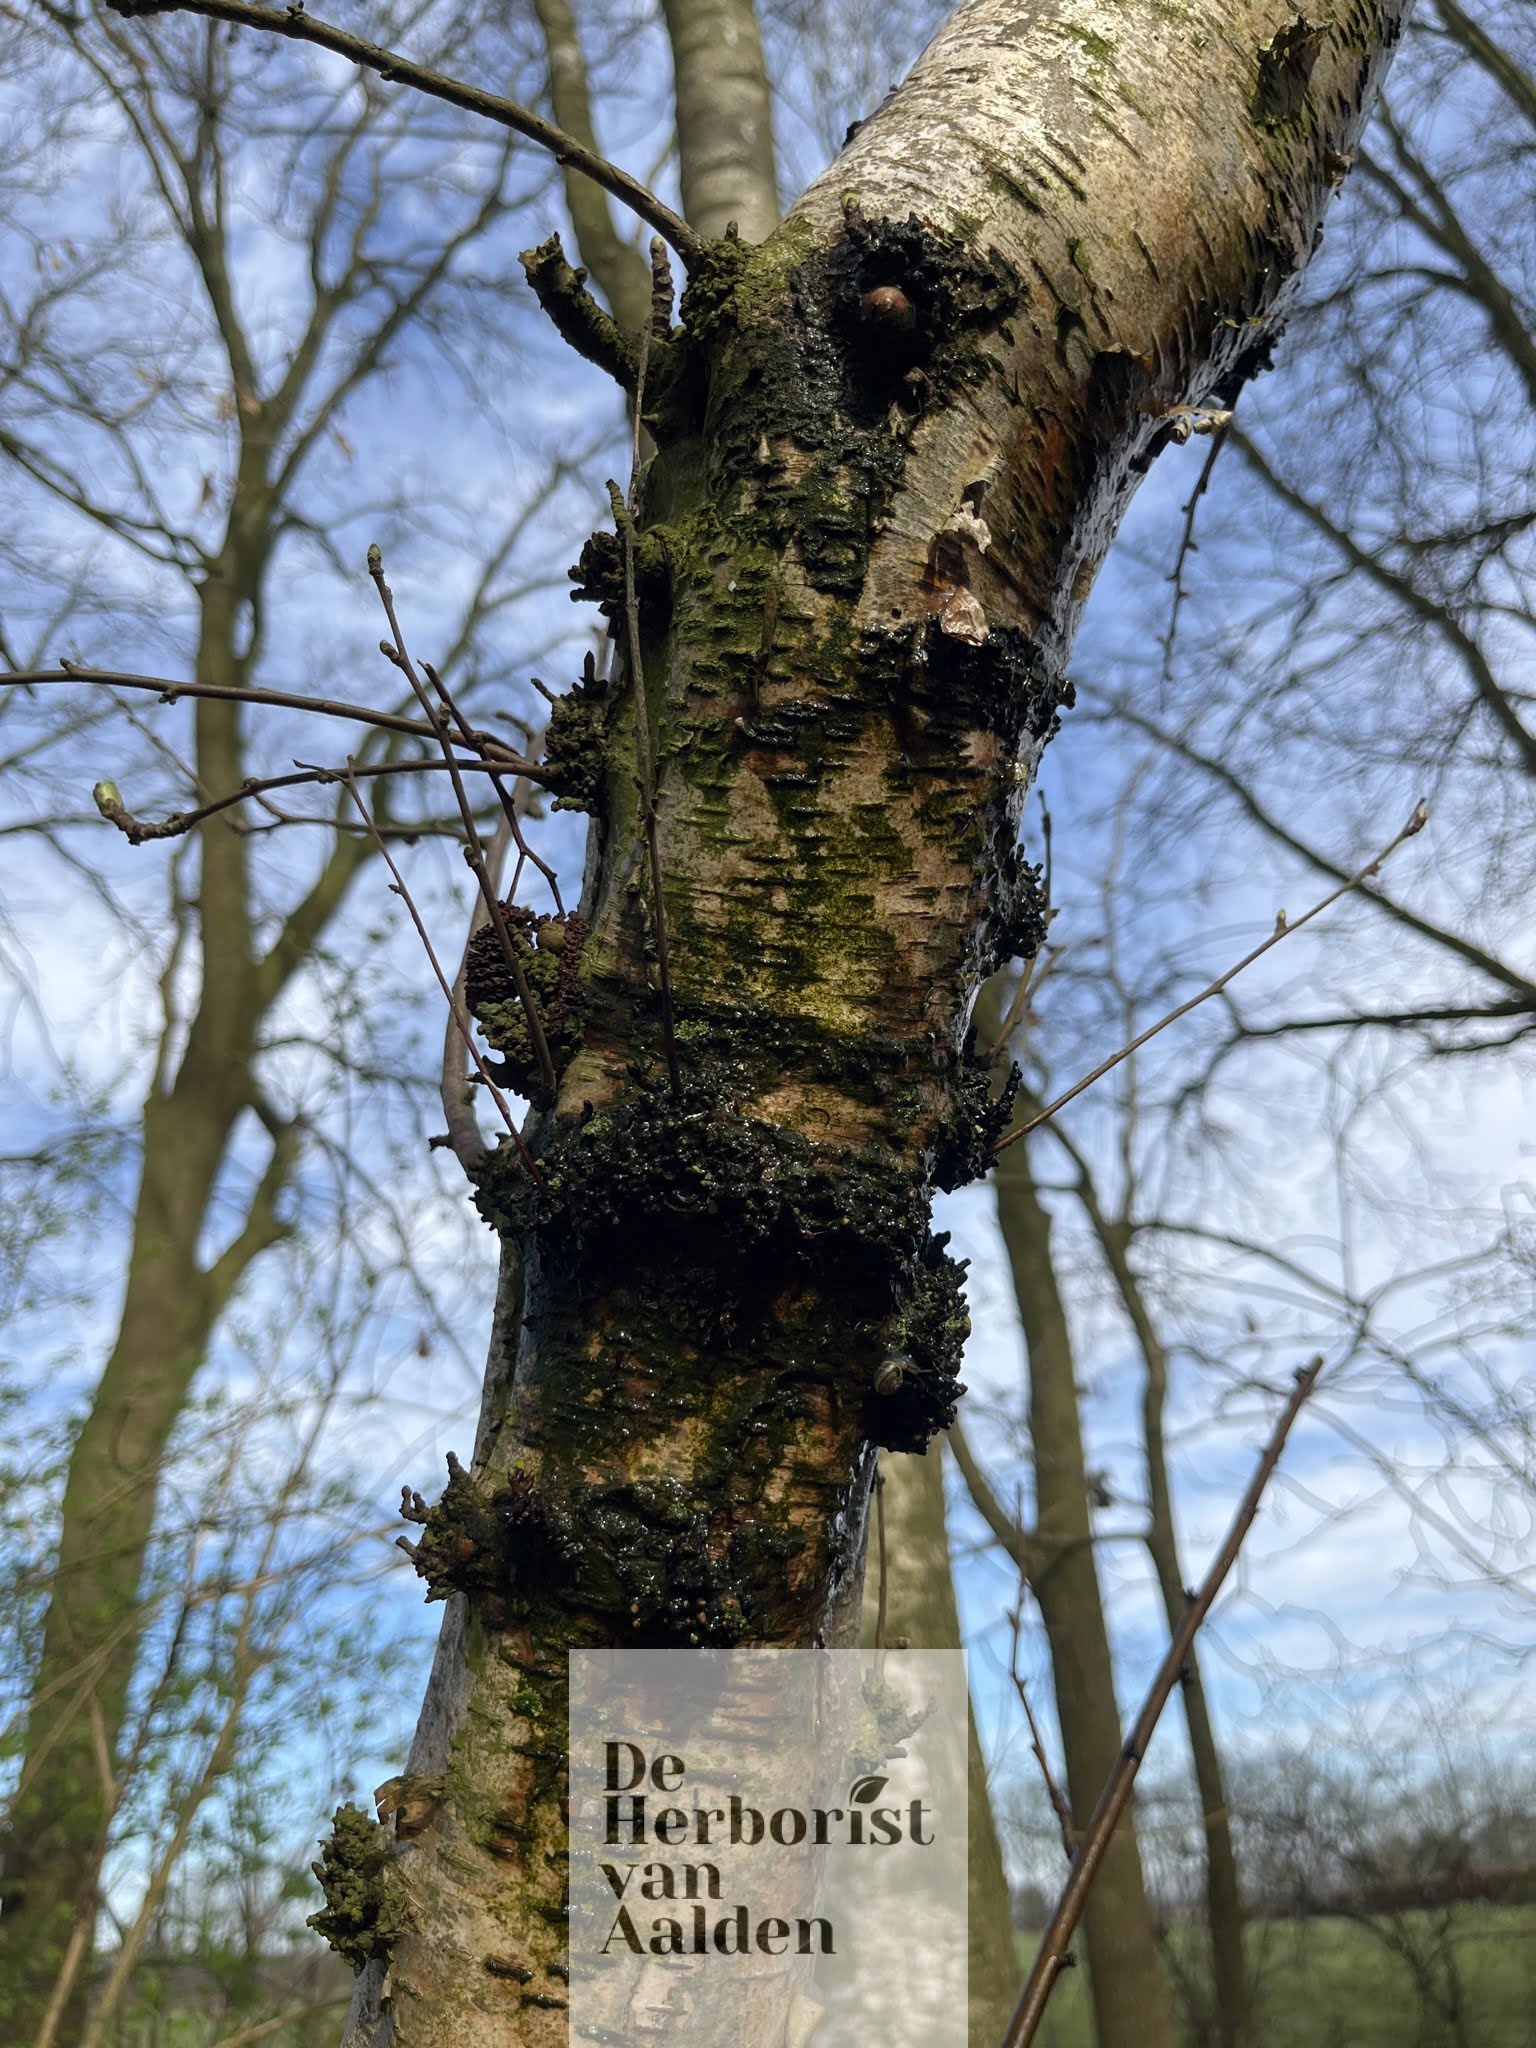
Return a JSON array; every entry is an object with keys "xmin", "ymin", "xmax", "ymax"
[
  {"xmin": 529, "ymin": 0, "xmax": 652, "ymax": 328},
  {"xmin": 521, "ymin": 235, "xmax": 640, "ymax": 389},
  {"xmin": 7, "ymin": 665, "xmax": 542, "ymax": 772},
  {"xmin": 367, "ymin": 546, "xmax": 559, "ymax": 1105},
  {"xmin": 1100, "ymin": 697, "xmax": 1536, "ymax": 1006},
  {"xmin": 1159, "ymin": 420, "xmax": 1229, "ymax": 686},
  {"xmin": 993, "ymin": 801, "xmax": 1429, "ymax": 1156},
  {"xmin": 105, "ymin": 0, "xmax": 708, "ymax": 264},
  {"xmin": 88, "ymin": 754, "xmax": 518, "ymax": 844},
  {"xmin": 1007, "ymin": 1601, "xmax": 1075, "ymax": 1861},
  {"xmin": 340, "ymin": 767, "xmax": 546, "ymax": 1189},
  {"xmin": 948, "ymin": 1421, "xmax": 1038, "ymax": 1579},
  {"xmin": 1003, "ymin": 1356, "xmax": 1325, "ymax": 2048}
]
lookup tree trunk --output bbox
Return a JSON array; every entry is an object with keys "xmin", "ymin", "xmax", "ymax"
[
  {"xmin": 991, "ymin": 1132, "xmax": 1174, "ymax": 2048},
  {"xmin": 0, "ymin": 573, "xmax": 274, "ymax": 2045},
  {"xmin": 862, "ymin": 1449, "xmax": 1021, "ymax": 2046},
  {"xmin": 1097, "ymin": 1201, "xmax": 1254, "ymax": 2048},
  {"xmin": 327, "ymin": 1, "xmax": 1403, "ymax": 2039}
]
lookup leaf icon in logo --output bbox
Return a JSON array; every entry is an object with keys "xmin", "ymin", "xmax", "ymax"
[{"xmin": 849, "ymin": 1775, "xmax": 887, "ymax": 1806}]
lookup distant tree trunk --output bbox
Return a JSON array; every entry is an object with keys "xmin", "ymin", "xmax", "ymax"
[
  {"xmin": 0, "ymin": 554, "xmax": 318, "ymax": 2044},
  {"xmin": 660, "ymin": 0, "xmax": 780, "ymax": 239},
  {"xmin": 1082, "ymin": 1181, "xmax": 1255, "ymax": 2048},
  {"xmin": 222, "ymin": 0, "xmax": 1396, "ymax": 2039},
  {"xmin": 863, "ymin": 1449, "xmax": 1021, "ymax": 2045},
  {"xmin": 990, "ymin": 1125, "xmax": 1175, "ymax": 2048}
]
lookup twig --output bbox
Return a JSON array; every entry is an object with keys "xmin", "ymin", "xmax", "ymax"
[
  {"xmin": 1007, "ymin": 1602, "xmax": 1075, "ymax": 1861},
  {"xmin": 341, "ymin": 767, "xmax": 547, "ymax": 1189},
  {"xmin": 203, "ymin": 2001, "xmax": 351, "ymax": 2048},
  {"xmin": 1160, "ymin": 421, "xmax": 1229, "ymax": 688},
  {"xmin": 368, "ymin": 547, "xmax": 559, "ymax": 1106},
  {"xmin": 1002, "ymin": 1355, "xmax": 1325, "ymax": 2048},
  {"xmin": 105, "ymin": 0, "xmax": 708, "ymax": 265},
  {"xmin": 9, "ymin": 665, "xmax": 539, "ymax": 770},
  {"xmin": 90, "ymin": 753, "xmax": 518, "ymax": 844},
  {"xmin": 423, "ymin": 661, "xmax": 563, "ymax": 915},
  {"xmin": 441, "ymin": 811, "xmax": 515, "ymax": 1174},
  {"xmin": 993, "ymin": 802, "xmax": 1428, "ymax": 1156},
  {"xmin": 621, "ymin": 249, "xmax": 680, "ymax": 1088}
]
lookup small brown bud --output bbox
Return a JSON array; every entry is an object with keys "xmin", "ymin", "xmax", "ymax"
[{"xmin": 860, "ymin": 285, "xmax": 915, "ymax": 332}]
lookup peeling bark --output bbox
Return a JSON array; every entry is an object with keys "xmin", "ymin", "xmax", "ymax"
[{"xmin": 335, "ymin": 1, "xmax": 1404, "ymax": 2039}]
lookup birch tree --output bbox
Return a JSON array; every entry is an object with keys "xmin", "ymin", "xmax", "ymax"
[{"xmin": 13, "ymin": 0, "xmax": 1406, "ymax": 2040}]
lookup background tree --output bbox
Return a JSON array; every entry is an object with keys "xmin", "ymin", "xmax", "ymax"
[{"xmin": 0, "ymin": 2, "xmax": 589, "ymax": 2032}]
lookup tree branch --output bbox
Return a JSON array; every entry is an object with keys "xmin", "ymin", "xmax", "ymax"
[
  {"xmin": 1100, "ymin": 696, "xmax": 1536, "ymax": 1006},
  {"xmin": 1233, "ymin": 429, "xmax": 1536, "ymax": 776},
  {"xmin": 341, "ymin": 767, "xmax": 547, "ymax": 1188},
  {"xmin": 90, "ymin": 754, "xmax": 525, "ymax": 845},
  {"xmin": 105, "ymin": 0, "xmax": 708, "ymax": 264},
  {"xmin": 1003, "ymin": 1356, "xmax": 1324, "ymax": 2048},
  {"xmin": 201, "ymin": 1117, "xmax": 300, "ymax": 1313},
  {"xmin": 993, "ymin": 802, "xmax": 1429, "ymax": 1156},
  {"xmin": 520, "ymin": 235, "xmax": 640, "ymax": 389},
  {"xmin": 7, "ymin": 666, "xmax": 541, "ymax": 770},
  {"xmin": 947, "ymin": 1421, "xmax": 1038, "ymax": 1580},
  {"xmin": 529, "ymin": 0, "xmax": 653, "ymax": 329}
]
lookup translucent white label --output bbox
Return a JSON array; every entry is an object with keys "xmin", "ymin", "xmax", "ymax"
[{"xmin": 568, "ymin": 1648, "xmax": 968, "ymax": 2047}]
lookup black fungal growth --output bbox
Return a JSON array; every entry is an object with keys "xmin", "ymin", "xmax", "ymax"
[
  {"xmin": 541, "ymin": 653, "xmax": 610, "ymax": 813},
  {"xmin": 472, "ymin": 1071, "xmax": 970, "ymax": 1458},
  {"xmin": 465, "ymin": 907, "xmax": 590, "ymax": 1096},
  {"xmin": 1255, "ymin": 18, "xmax": 1328, "ymax": 125},
  {"xmin": 829, "ymin": 202, "xmax": 1021, "ymax": 415},
  {"xmin": 930, "ymin": 1035, "xmax": 1022, "ymax": 1193},
  {"xmin": 687, "ymin": 206, "xmax": 1022, "ymax": 601},
  {"xmin": 309, "ymin": 1803, "xmax": 407, "ymax": 1973}
]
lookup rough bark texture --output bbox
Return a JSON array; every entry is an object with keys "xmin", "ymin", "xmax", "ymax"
[
  {"xmin": 991, "ymin": 1131, "xmax": 1173, "ymax": 2048},
  {"xmin": 331, "ymin": 0, "xmax": 1404, "ymax": 2039},
  {"xmin": 860, "ymin": 1450, "xmax": 1021, "ymax": 2046}
]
